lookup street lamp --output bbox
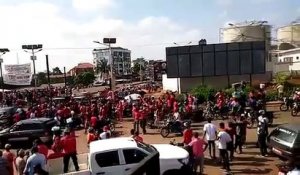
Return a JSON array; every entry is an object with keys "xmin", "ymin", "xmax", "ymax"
[
  {"xmin": 0, "ymin": 48, "xmax": 9, "ymax": 95},
  {"xmin": 22, "ymin": 44, "xmax": 43, "ymax": 89},
  {"xmin": 93, "ymin": 38, "xmax": 116, "ymax": 90}
]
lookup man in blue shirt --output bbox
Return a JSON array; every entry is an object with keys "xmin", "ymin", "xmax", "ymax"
[{"xmin": 23, "ymin": 147, "xmax": 47, "ymax": 175}]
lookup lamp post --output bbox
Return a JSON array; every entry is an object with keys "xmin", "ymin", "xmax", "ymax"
[
  {"xmin": 93, "ymin": 38, "xmax": 116, "ymax": 90},
  {"xmin": 0, "ymin": 49, "xmax": 9, "ymax": 95},
  {"xmin": 22, "ymin": 44, "xmax": 43, "ymax": 89}
]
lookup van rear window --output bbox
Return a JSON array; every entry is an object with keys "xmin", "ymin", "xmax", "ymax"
[{"xmin": 271, "ymin": 128, "xmax": 297, "ymax": 143}]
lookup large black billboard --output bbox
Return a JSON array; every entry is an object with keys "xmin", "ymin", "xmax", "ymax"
[{"xmin": 166, "ymin": 41, "xmax": 266, "ymax": 78}]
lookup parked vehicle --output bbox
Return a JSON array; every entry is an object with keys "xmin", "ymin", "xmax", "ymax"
[
  {"xmin": 280, "ymin": 97, "xmax": 294, "ymax": 111},
  {"xmin": 0, "ymin": 118, "xmax": 58, "ymax": 148},
  {"xmin": 74, "ymin": 137, "xmax": 190, "ymax": 175},
  {"xmin": 267, "ymin": 124, "xmax": 300, "ymax": 161},
  {"xmin": 0, "ymin": 106, "xmax": 18, "ymax": 129},
  {"xmin": 291, "ymin": 102, "xmax": 300, "ymax": 116}
]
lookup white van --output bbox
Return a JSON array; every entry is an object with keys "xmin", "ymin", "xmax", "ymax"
[{"xmin": 86, "ymin": 137, "xmax": 189, "ymax": 175}]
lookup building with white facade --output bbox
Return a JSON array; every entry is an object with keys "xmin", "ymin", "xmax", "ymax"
[
  {"xmin": 273, "ymin": 48, "xmax": 300, "ymax": 73},
  {"xmin": 93, "ymin": 47, "xmax": 131, "ymax": 76}
]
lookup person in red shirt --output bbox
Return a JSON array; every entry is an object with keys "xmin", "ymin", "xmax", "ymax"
[
  {"xmin": 13, "ymin": 112, "xmax": 21, "ymax": 123},
  {"xmin": 139, "ymin": 106, "xmax": 147, "ymax": 134},
  {"xmin": 3, "ymin": 144, "xmax": 14, "ymax": 175},
  {"xmin": 183, "ymin": 123, "xmax": 193, "ymax": 146},
  {"xmin": 188, "ymin": 94, "xmax": 194, "ymax": 107},
  {"xmin": 87, "ymin": 128, "xmax": 96, "ymax": 145},
  {"xmin": 34, "ymin": 139, "xmax": 49, "ymax": 160},
  {"xmin": 133, "ymin": 105, "xmax": 140, "ymax": 133},
  {"xmin": 173, "ymin": 101, "xmax": 179, "ymax": 113},
  {"xmin": 90, "ymin": 116, "xmax": 98, "ymax": 129},
  {"xmin": 188, "ymin": 132, "xmax": 208, "ymax": 175},
  {"xmin": 117, "ymin": 101, "xmax": 124, "ymax": 122},
  {"xmin": 61, "ymin": 128, "xmax": 79, "ymax": 173},
  {"xmin": 225, "ymin": 122, "xmax": 236, "ymax": 161}
]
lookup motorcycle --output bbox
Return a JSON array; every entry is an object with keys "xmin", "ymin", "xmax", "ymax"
[
  {"xmin": 160, "ymin": 119, "xmax": 191, "ymax": 138},
  {"xmin": 280, "ymin": 97, "xmax": 293, "ymax": 111},
  {"xmin": 291, "ymin": 102, "xmax": 300, "ymax": 116}
]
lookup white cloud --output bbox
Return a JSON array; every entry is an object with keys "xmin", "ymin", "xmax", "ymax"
[
  {"xmin": 72, "ymin": 0, "xmax": 116, "ymax": 12},
  {"xmin": 0, "ymin": 2, "xmax": 202, "ymax": 72}
]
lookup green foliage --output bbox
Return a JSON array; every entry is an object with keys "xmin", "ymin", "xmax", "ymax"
[
  {"xmin": 175, "ymin": 94, "xmax": 185, "ymax": 103},
  {"xmin": 191, "ymin": 85, "xmax": 215, "ymax": 104},
  {"xmin": 275, "ymin": 72, "xmax": 290, "ymax": 85},
  {"xmin": 265, "ymin": 89, "xmax": 278, "ymax": 101},
  {"xmin": 52, "ymin": 67, "xmax": 62, "ymax": 75},
  {"xmin": 37, "ymin": 72, "xmax": 47, "ymax": 85},
  {"xmin": 132, "ymin": 58, "xmax": 148, "ymax": 75},
  {"xmin": 95, "ymin": 59, "xmax": 109, "ymax": 78},
  {"xmin": 74, "ymin": 72, "xmax": 96, "ymax": 86}
]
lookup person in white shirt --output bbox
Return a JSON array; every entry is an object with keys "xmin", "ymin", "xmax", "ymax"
[
  {"xmin": 203, "ymin": 118, "xmax": 217, "ymax": 159},
  {"xmin": 217, "ymin": 122, "xmax": 232, "ymax": 172},
  {"xmin": 99, "ymin": 126, "xmax": 111, "ymax": 140}
]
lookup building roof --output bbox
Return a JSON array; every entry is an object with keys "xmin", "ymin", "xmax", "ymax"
[
  {"xmin": 271, "ymin": 48, "xmax": 300, "ymax": 55},
  {"xmin": 89, "ymin": 137, "xmax": 138, "ymax": 153},
  {"xmin": 76, "ymin": 63, "xmax": 94, "ymax": 69},
  {"xmin": 93, "ymin": 47, "xmax": 130, "ymax": 52}
]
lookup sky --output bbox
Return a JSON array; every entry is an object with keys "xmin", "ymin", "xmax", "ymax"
[{"xmin": 0, "ymin": 0, "xmax": 299, "ymax": 73}]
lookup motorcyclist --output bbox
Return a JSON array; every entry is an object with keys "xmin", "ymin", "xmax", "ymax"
[{"xmin": 173, "ymin": 110, "xmax": 183, "ymax": 133}]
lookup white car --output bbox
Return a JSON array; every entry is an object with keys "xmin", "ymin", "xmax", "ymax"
[{"xmin": 88, "ymin": 137, "xmax": 189, "ymax": 175}]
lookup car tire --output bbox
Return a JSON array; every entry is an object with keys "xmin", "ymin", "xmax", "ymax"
[{"xmin": 160, "ymin": 127, "xmax": 170, "ymax": 138}]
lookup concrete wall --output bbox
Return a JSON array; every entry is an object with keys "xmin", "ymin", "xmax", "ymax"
[
  {"xmin": 162, "ymin": 74, "xmax": 179, "ymax": 92},
  {"xmin": 163, "ymin": 72, "xmax": 273, "ymax": 93}
]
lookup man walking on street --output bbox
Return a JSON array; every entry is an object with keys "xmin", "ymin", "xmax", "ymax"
[
  {"xmin": 188, "ymin": 132, "xmax": 208, "ymax": 175},
  {"xmin": 257, "ymin": 110, "xmax": 269, "ymax": 157},
  {"xmin": 23, "ymin": 147, "xmax": 47, "ymax": 175},
  {"xmin": 203, "ymin": 118, "xmax": 217, "ymax": 159},
  {"xmin": 61, "ymin": 128, "xmax": 79, "ymax": 173},
  {"xmin": 218, "ymin": 122, "xmax": 232, "ymax": 173}
]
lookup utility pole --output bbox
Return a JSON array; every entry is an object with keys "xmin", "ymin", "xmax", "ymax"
[
  {"xmin": 64, "ymin": 67, "xmax": 67, "ymax": 87},
  {"xmin": 46, "ymin": 55, "xmax": 52, "ymax": 105},
  {"xmin": 22, "ymin": 44, "xmax": 43, "ymax": 89},
  {"xmin": 0, "ymin": 49, "xmax": 9, "ymax": 97}
]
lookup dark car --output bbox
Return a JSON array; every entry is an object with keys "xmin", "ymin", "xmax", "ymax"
[
  {"xmin": 0, "ymin": 107, "xmax": 18, "ymax": 127},
  {"xmin": 0, "ymin": 118, "xmax": 58, "ymax": 148},
  {"xmin": 267, "ymin": 124, "xmax": 300, "ymax": 160}
]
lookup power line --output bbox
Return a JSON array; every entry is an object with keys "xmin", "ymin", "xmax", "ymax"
[{"xmin": 5, "ymin": 40, "xmax": 200, "ymax": 51}]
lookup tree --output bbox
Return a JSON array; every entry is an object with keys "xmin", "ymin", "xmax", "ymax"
[
  {"xmin": 37, "ymin": 72, "xmax": 47, "ymax": 85},
  {"xmin": 52, "ymin": 67, "xmax": 62, "ymax": 75},
  {"xmin": 275, "ymin": 72, "xmax": 290, "ymax": 85},
  {"xmin": 132, "ymin": 57, "xmax": 148, "ymax": 75},
  {"xmin": 74, "ymin": 72, "xmax": 96, "ymax": 86},
  {"xmin": 95, "ymin": 59, "xmax": 109, "ymax": 79}
]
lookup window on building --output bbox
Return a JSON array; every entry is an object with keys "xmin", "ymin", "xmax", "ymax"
[
  {"xmin": 119, "ymin": 52, "xmax": 123, "ymax": 57},
  {"xmin": 113, "ymin": 52, "xmax": 117, "ymax": 56},
  {"xmin": 297, "ymin": 56, "xmax": 299, "ymax": 60}
]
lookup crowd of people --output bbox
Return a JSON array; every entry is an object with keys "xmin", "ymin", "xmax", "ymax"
[{"xmin": 0, "ymin": 81, "xmax": 296, "ymax": 175}]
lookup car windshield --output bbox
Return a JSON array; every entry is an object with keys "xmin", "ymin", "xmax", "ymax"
[
  {"xmin": 271, "ymin": 128, "xmax": 297, "ymax": 144},
  {"xmin": 137, "ymin": 141, "xmax": 156, "ymax": 154}
]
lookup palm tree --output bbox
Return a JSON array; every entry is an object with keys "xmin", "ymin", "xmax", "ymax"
[{"xmin": 95, "ymin": 59, "xmax": 109, "ymax": 80}]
